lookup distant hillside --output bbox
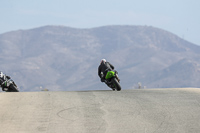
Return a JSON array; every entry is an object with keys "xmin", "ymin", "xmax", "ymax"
[{"xmin": 0, "ymin": 25, "xmax": 200, "ymax": 91}]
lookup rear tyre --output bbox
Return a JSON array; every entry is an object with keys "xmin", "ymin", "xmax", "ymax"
[{"xmin": 112, "ymin": 78, "xmax": 121, "ymax": 91}]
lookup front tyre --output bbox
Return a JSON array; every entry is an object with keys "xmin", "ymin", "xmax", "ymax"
[
  {"xmin": 112, "ymin": 78, "xmax": 121, "ymax": 91},
  {"xmin": 7, "ymin": 84, "xmax": 19, "ymax": 92}
]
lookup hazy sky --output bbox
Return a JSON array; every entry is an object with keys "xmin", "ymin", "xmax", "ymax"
[{"xmin": 1, "ymin": 0, "xmax": 200, "ymax": 45}]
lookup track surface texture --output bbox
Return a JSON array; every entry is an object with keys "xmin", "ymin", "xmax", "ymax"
[{"xmin": 0, "ymin": 88, "xmax": 200, "ymax": 133}]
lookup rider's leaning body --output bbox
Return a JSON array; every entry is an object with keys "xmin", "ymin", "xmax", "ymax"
[
  {"xmin": 98, "ymin": 59, "xmax": 115, "ymax": 82},
  {"xmin": 0, "ymin": 71, "xmax": 11, "ymax": 91}
]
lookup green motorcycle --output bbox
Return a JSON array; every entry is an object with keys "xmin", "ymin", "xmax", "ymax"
[{"xmin": 105, "ymin": 70, "xmax": 121, "ymax": 91}]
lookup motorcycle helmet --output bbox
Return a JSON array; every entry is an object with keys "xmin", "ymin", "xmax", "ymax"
[
  {"xmin": 100, "ymin": 59, "xmax": 106, "ymax": 64},
  {"xmin": 0, "ymin": 71, "xmax": 4, "ymax": 78}
]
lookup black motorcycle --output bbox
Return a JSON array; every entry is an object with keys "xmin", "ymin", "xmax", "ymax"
[
  {"xmin": 1, "ymin": 79, "xmax": 19, "ymax": 92},
  {"xmin": 102, "ymin": 70, "xmax": 121, "ymax": 91}
]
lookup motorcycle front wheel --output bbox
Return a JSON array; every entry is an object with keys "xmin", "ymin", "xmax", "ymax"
[
  {"xmin": 7, "ymin": 84, "xmax": 19, "ymax": 92},
  {"xmin": 112, "ymin": 78, "xmax": 121, "ymax": 91}
]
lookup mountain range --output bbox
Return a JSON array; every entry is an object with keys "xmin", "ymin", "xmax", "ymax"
[{"xmin": 0, "ymin": 25, "xmax": 200, "ymax": 91}]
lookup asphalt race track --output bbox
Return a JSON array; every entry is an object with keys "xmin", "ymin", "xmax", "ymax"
[{"xmin": 0, "ymin": 88, "xmax": 200, "ymax": 133}]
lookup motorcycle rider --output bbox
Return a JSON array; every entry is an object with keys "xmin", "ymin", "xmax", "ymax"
[
  {"xmin": 0, "ymin": 71, "xmax": 16, "ymax": 91},
  {"xmin": 98, "ymin": 59, "xmax": 119, "ymax": 82}
]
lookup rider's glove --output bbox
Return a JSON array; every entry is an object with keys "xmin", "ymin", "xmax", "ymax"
[
  {"xmin": 6, "ymin": 76, "xmax": 10, "ymax": 79},
  {"xmin": 101, "ymin": 78, "xmax": 105, "ymax": 82}
]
